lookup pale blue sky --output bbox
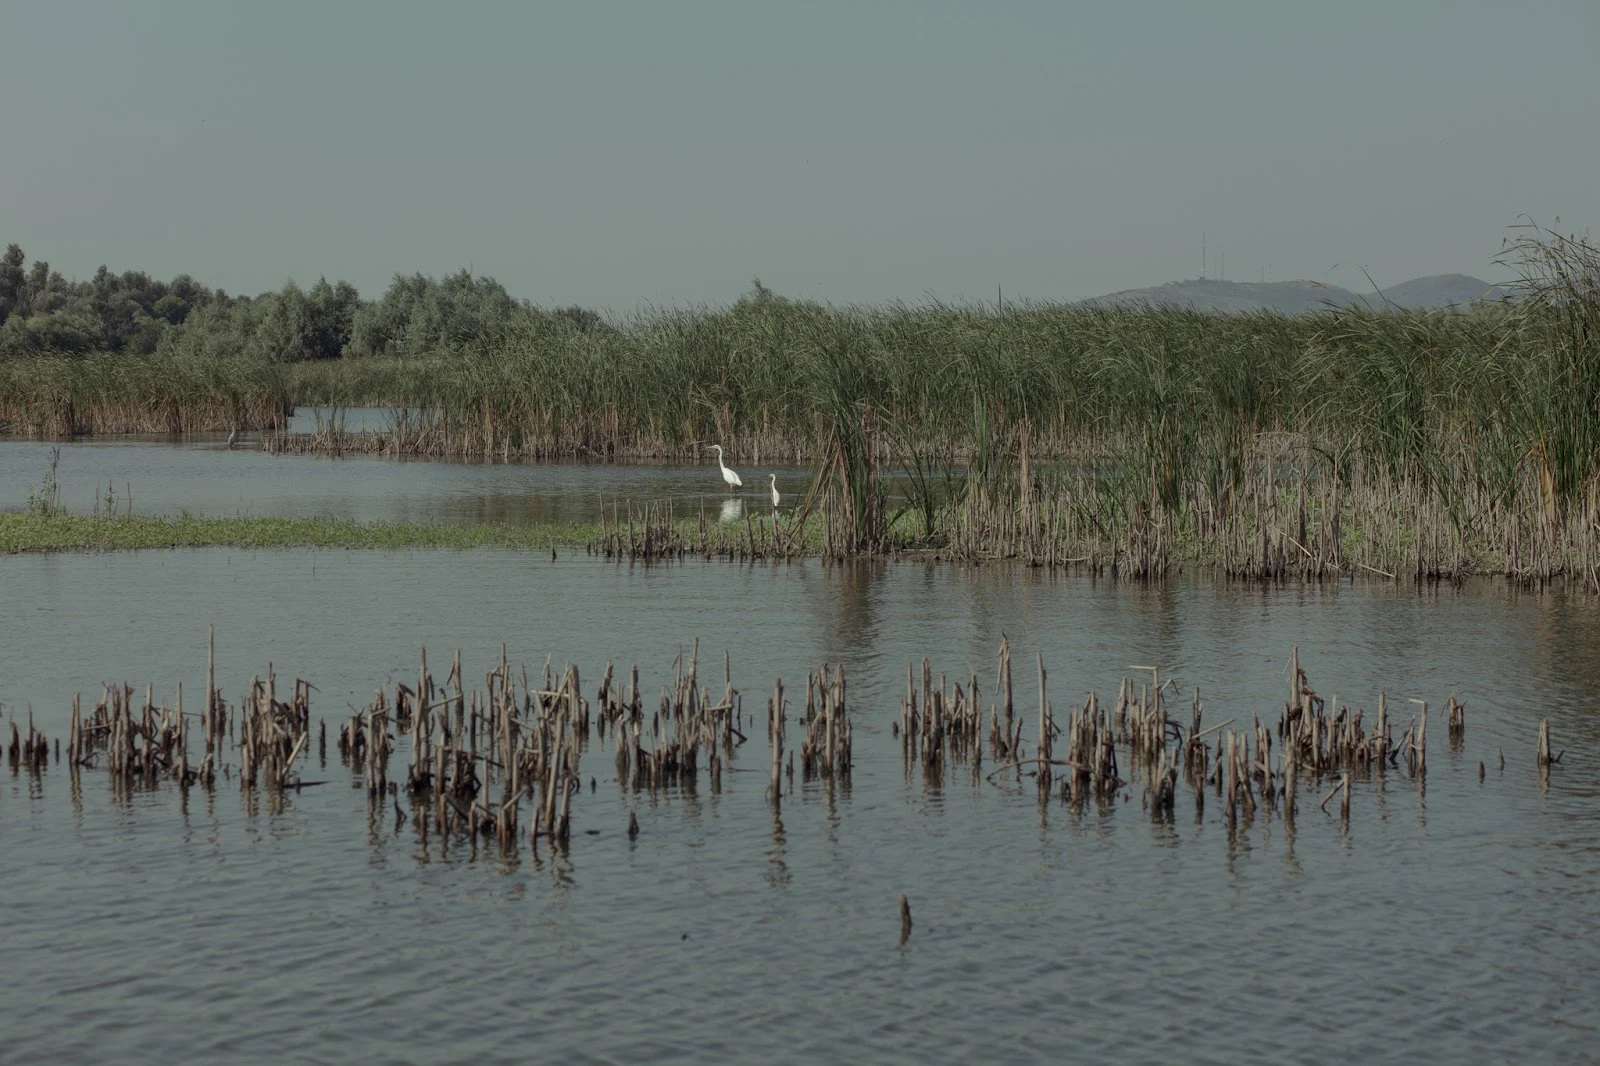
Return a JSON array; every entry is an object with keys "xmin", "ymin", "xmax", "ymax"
[{"xmin": 1, "ymin": 1, "xmax": 1595, "ymax": 307}]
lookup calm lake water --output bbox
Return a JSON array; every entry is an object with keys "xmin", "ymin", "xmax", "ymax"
[
  {"xmin": 0, "ymin": 435, "xmax": 809, "ymax": 526},
  {"xmin": 3, "ymin": 550, "xmax": 1598, "ymax": 1065}
]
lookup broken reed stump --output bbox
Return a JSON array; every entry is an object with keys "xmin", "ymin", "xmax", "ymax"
[
  {"xmin": 769, "ymin": 677, "xmax": 785, "ymax": 802},
  {"xmin": 903, "ymin": 642, "xmax": 1490, "ymax": 830},
  {"xmin": 31, "ymin": 633, "xmax": 1536, "ymax": 861},
  {"xmin": 44, "ymin": 633, "xmax": 794, "ymax": 856},
  {"xmin": 238, "ymin": 669, "xmax": 313, "ymax": 790},
  {"xmin": 64, "ymin": 678, "xmax": 250, "ymax": 790},
  {"xmin": 1035, "ymin": 654, "xmax": 1051, "ymax": 793},
  {"xmin": 1447, "ymin": 694, "xmax": 1466, "ymax": 750},
  {"xmin": 1319, "ymin": 770, "xmax": 1352, "ymax": 822},
  {"xmin": 7, "ymin": 710, "xmax": 50, "ymax": 773},
  {"xmin": 1536, "ymin": 720, "xmax": 1562, "ymax": 771},
  {"xmin": 800, "ymin": 664, "xmax": 851, "ymax": 783},
  {"xmin": 1283, "ymin": 741, "xmax": 1298, "ymax": 826}
]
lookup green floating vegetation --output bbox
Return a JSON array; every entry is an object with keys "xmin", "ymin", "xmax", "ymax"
[
  {"xmin": 0, "ymin": 510, "xmax": 826, "ymax": 556},
  {"xmin": 0, "ymin": 513, "xmax": 603, "ymax": 553}
]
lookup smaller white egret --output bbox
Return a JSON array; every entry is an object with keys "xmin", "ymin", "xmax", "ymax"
[
  {"xmin": 710, "ymin": 444, "xmax": 742, "ymax": 494},
  {"xmin": 226, "ymin": 426, "xmax": 238, "ymax": 449},
  {"xmin": 768, "ymin": 474, "xmax": 779, "ymax": 509}
]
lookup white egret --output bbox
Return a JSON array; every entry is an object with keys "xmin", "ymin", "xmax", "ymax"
[
  {"xmin": 709, "ymin": 444, "xmax": 742, "ymax": 494},
  {"xmin": 769, "ymin": 474, "xmax": 779, "ymax": 509},
  {"xmin": 226, "ymin": 426, "xmax": 238, "ymax": 449}
]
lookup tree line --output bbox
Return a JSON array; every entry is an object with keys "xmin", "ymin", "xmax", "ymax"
[{"xmin": 0, "ymin": 243, "xmax": 607, "ymax": 361}]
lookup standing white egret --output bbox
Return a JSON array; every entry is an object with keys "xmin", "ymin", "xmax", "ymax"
[
  {"xmin": 226, "ymin": 426, "xmax": 238, "ymax": 449},
  {"xmin": 710, "ymin": 444, "xmax": 742, "ymax": 495},
  {"xmin": 769, "ymin": 474, "xmax": 780, "ymax": 509}
]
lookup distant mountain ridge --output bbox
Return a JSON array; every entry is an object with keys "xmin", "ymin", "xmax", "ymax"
[
  {"xmin": 1079, "ymin": 273, "xmax": 1511, "ymax": 314},
  {"xmin": 1373, "ymin": 274, "xmax": 1512, "ymax": 310}
]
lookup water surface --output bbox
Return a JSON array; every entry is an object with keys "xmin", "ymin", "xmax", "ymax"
[
  {"xmin": 2, "ymin": 553, "xmax": 1596, "ymax": 1064},
  {"xmin": 0, "ymin": 434, "xmax": 807, "ymax": 526}
]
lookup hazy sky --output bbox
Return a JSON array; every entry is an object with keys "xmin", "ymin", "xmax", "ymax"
[{"xmin": 2, "ymin": 1, "xmax": 1595, "ymax": 308}]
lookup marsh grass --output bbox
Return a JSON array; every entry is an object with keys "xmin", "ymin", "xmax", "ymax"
[
  {"xmin": 0, "ymin": 355, "xmax": 292, "ymax": 435},
  {"xmin": 0, "ymin": 510, "xmax": 829, "ymax": 556},
  {"xmin": 5, "ymin": 230, "xmax": 1597, "ymax": 581},
  {"xmin": 25, "ymin": 446, "xmax": 62, "ymax": 517}
]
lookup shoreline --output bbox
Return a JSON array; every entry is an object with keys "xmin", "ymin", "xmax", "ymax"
[
  {"xmin": 4, "ymin": 512, "xmax": 1589, "ymax": 594},
  {"xmin": 0, "ymin": 512, "xmax": 604, "ymax": 553}
]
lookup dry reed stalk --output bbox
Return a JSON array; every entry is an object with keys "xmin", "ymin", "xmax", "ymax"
[
  {"xmin": 1536, "ymin": 720, "xmax": 1561, "ymax": 771},
  {"xmin": 800, "ymin": 664, "xmax": 851, "ymax": 782},
  {"xmin": 1035, "ymin": 654, "xmax": 1051, "ymax": 792},
  {"xmin": 770, "ymin": 678, "xmax": 785, "ymax": 802},
  {"xmin": 46, "ymin": 637, "xmax": 1547, "ymax": 863}
]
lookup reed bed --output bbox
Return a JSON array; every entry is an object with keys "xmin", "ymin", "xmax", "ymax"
[
  {"xmin": 263, "ymin": 231, "xmax": 1591, "ymax": 512},
  {"xmin": 931, "ymin": 432, "xmax": 1600, "ymax": 586},
  {"xmin": 0, "ymin": 354, "xmax": 292, "ymax": 436},
  {"xmin": 4, "ymin": 231, "xmax": 1597, "ymax": 579},
  {"xmin": 11, "ymin": 630, "xmax": 1566, "ymax": 854},
  {"xmin": 265, "ymin": 300, "xmax": 1524, "ymax": 467}
]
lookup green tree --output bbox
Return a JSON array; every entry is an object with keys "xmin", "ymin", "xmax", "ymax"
[
  {"xmin": 304, "ymin": 277, "xmax": 360, "ymax": 359},
  {"xmin": 245, "ymin": 283, "xmax": 313, "ymax": 362},
  {"xmin": 0, "ymin": 307, "xmax": 104, "ymax": 356},
  {"xmin": 23, "ymin": 261, "xmax": 57, "ymax": 315},
  {"xmin": 154, "ymin": 293, "xmax": 191, "ymax": 325},
  {"xmin": 350, "ymin": 269, "xmax": 599, "ymax": 357},
  {"xmin": 0, "ymin": 244, "xmax": 25, "ymax": 325}
]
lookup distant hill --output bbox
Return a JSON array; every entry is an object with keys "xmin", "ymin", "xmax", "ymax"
[
  {"xmin": 1079, "ymin": 274, "xmax": 1511, "ymax": 315},
  {"xmin": 1371, "ymin": 274, "xmax": 1511, "ymax": 310},
  {"xmin": 1080, "ymin": 278, "xmax": 1361, "ymax": 315}
]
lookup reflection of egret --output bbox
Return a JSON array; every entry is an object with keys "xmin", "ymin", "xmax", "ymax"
[
  {"xmin": 769, "ymin": 474, "xmax": 779, "ymax": 509},
  {"xmin": 719, "ymin": 497, "xmax": 744, "ymax": 523},
  {"xmin": 710, "ymin": 444, "xmax": 742, "ymax": 494}
]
